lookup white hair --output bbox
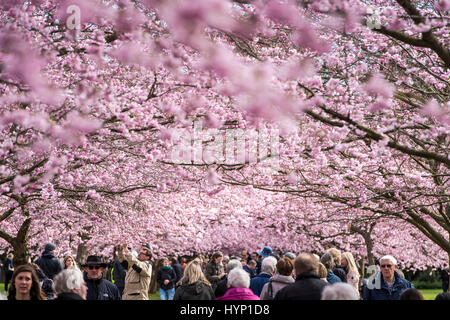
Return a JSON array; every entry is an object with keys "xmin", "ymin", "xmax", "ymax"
[
  {"xmin": 261, "ymin": 256, "xmax": 277, "ymax": 275},
  {"xmin": 321, "ymin": 283, "xmax": 360, "ymax": 300},
  {"xmin": 227, "ymin": 268, "xmax": 251, "ymax": 288},
  {"xmin": 53, "ymin": 269, "xmax": 84, "ymax": 294},
  {"xmin": 379, "ymin": 255, "xmax": 397, "ymax": 266},
  {"xmin": 226, "ymin": 259, "xmax": 243, "ymax": 273}
]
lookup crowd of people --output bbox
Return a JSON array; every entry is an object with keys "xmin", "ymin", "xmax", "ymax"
[{"xmin": 1, "ymin": 243, "xmax": 450, "ymax": 301}]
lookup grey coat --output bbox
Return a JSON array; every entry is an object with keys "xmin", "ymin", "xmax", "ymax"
[{"xmin": 259, "ymin": 274, "xmax": 295, "ymax": 300}]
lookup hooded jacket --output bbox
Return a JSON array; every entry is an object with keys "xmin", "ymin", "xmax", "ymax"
[
  {"xmin": 35, "ymin": 251, "xmax": 63, "ymax": 280},
  {"xmin": 216, "ymin": 287, "xmax": 260, "ymax": 300},
  {"xmin": 173, "ymin": 280, "xmax": 215, "ymax": 300},
  {"xmin": 259, "ymin": 274, "xmax": 295, "ymax": 300},
  {"xmin": 84, "ymin": 272, "xmax": 121, "ymax": 301}
]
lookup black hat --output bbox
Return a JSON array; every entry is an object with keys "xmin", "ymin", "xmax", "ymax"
[
  {"xmin": 81, "ymin": 255, "xmax": 107, "ymax": 268},
  {"xmin": 45, "ymin": 243, "xmax": 56, "ymax": 252}
]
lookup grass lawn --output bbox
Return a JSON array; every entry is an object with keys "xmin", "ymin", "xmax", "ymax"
[
  {"xmin": 149, "ymin": 291, "xmax": 160, "ymax": 300},
  {"xmin": 419, "ymin": 289, "xmax": 442, "ymax": 300},
  {"xmin": 1, "ymin": 281, "xmax": 443, "ymax": 300}
]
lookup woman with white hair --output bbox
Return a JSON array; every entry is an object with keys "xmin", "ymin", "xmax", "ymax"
[
  {"xmin": 217, "ymin": 268, "xmax": 260, "ymax": 300},
  {"xmin": 321, "ymin": 282, "xmax": 360, "ymax": 300},
  {"xmin": 53, "ymin": 269, "xmax": 87, "ymax": 300}
]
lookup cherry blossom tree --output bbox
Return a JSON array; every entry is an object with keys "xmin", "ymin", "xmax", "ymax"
[{"xmin": 0, "ymin": 0, "xmax": 448, "ymax": 272}]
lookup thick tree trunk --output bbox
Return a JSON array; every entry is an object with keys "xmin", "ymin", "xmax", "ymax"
[
  {"xmin": 11, "ymin": 239, "xmax": 28, "ymax": 267},
  {"xmin": 10, "ymin": 218, "xmax": 32, "ymax": 267},
  {"xmin": 149, "ymin": 258, "xmax": 164, "ymax": 294},
  {"xmin": 76, "ymin": 243, "xmax": 89, "ymax": 266}
]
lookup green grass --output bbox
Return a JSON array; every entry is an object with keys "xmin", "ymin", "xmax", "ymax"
[
  {"xmin": 149, "ymin": 291, "xmax": 160, "ymax": 300},
  {"xmin": 419, "ymin": 289, "xmax": 442, "ymax": 300},
  {"xmin": 0, "ymin": 282, "xmax": 5, "ymax": 295},
  {"xmin": 1, "ymin": 281, "xmax": 443, "ymax": 300}
]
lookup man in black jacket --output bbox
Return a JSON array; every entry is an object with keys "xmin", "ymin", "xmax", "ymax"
[
  {"xmin": 171, "ymin": 257, "xmax": 184, "ymax": 285},
  {"xmin": 274, "ymin": 253, "xmax": 328, "ymax": 300},
  {"xmin": 112, "ymin": 257, "xmax": 127, "ymax": 296},
  {"xmin": 215, "ymin": 259, "xmax": 243, "ymax": 298},
  {"xmin": 82, "ymin": 255, "xmax": 121, "ymax": 300},
  {"xmin": 35, "ymin": 243, "xmax": 63, "ymax": 280}
]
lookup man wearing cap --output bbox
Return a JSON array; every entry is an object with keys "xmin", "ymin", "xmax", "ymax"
[
  {"xmin": 362, "ymin": 255, "xmax": 412, "ymax": 300},
  {"xmin": 82, "ymin": 255, "xmax": 121, "ymax": 300},
  {"xmin": 35, "ymin": 243, "xmax": 63, "ymax": 280},
  {"xmin": 118, "ymin": 243, "xmax": 152, "ymax": 300}
]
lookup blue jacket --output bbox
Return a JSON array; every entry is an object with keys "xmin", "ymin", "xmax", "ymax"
[
  {"xmin": 326, "ymin": 270, "xmax": 342, "ymax": 284},
  {"xmin": 250, "ymin": 273, "xmax": 272, "ymax": 296},
  {"xmin": 363, "ymin": 271, "xmax": 412, "ymax": 300},
  {"xmin": 243, "ymin": 265, "xmax": 257, "ymax": 278}
]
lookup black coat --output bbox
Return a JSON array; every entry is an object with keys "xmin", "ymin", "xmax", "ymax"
[
  {"xmin": 35, "ymin": 268, "xmax": 56, "ymax": 300},
  {"xmin": 157, "ymin": 266, "xmax": 177, "ymax": 290},
  {"xmin": 3, "ymin": 258, "xmax": 13, "ymax": 276},
  {"xmin": 173, "ymin": 280, "xmax": 215, "ymax": 300},
  {"xmin": 214, "ymin": 275, "xmax": 228, "ymax": 298},
  {"xmin": 273, "ymin": 272, "xmax": 329, "ymax": 300},
  {"xmin": 333, "ymin": 265, "xmax": 348, "ymax": 283},
  {"xmin": 112, "ymin": 258, "xmax": 127, "ymax": 295},
  {"xmin": 172, "ymin": 261, "xmax": 184, "ymax": 284},
  {"xmin": 55, "ymin": 292, "xmax": 84, "ymax": 300},
  {"xmin": 84, "ymin": 273, "xmax": 121, "ymax": 300},
  {"xmin": 35, "ymin": 251, "xmax": 63, "ymax": 279}
]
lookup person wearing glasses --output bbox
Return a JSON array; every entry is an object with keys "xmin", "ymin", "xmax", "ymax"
[
  {"xmin": 82, "ymin": 255, "xmax": 121, "ymax": 300},
  {"xmin": 362, "ymin": 255, "xmax": 412, "ymax": 300},
  {"xmin": 118, "ymin": 243, "xmax": 153, "ymax": 300}
]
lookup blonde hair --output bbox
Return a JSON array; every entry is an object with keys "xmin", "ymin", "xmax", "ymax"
[
  {"xmin": 318, "ymin": 262, "xmax": 328, "ymax": 279},
  {"xmin": 342, "ymin": 252, "xmax": 360, "ymax": 277},
  {"xmin": 326, "ymin": 248, "xmax": 342, "ymax": 266},
  {"xmin": 177, "ymin": 259, "xmax": 211, "ymax": 286},
  {"xmin": 63, "ymin": 254, "xmax": 79, "ymax": 270}
]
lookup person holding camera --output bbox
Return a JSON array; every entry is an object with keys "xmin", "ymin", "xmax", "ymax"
[{"xmin": 118, "ymin": 243, "xmax": 153, "ymax": 300}]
